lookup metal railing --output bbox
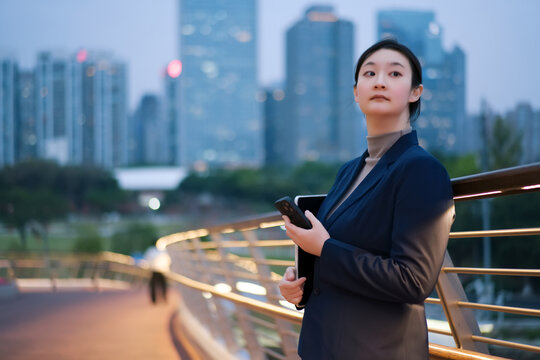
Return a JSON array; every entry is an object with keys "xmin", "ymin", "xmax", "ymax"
[
  {"xmin": 0, "ymin": 251, "xmax": 151, "ymax": 292},
  {"xmin": 160, "ymin": 162, "xmax": 540, "ymax": 360}
]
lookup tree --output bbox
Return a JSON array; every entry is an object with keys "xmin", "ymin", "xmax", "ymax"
[
  {"xmin": 0, "ymin": 160, "xmax": 128, "ymax": 250},
  {"xmin": 487, "ymin": 115, "xmax": 522, "ymax": 170},
  {"xmin": 0, "ymin": 160, "xmax": 69, "ymax": 250},
  {"xmin": 58, "ymin": 165, "xmax": 128, "ymax": 214},
  {"xmin": 110, "ymin": 223, "xmax": 159, "ymax": 256}
]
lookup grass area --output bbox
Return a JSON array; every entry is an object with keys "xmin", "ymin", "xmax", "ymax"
[
  {"xmin": 0, "ymin": 216, "xmax": 185, "ymax": 254},
  {"xmin": 0, "ymin": 233, "xmax": 80, "ymax": 253}
]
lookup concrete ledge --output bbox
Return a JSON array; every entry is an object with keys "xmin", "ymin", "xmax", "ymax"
[{"xmin": 15, "ymin": 278, "xmax": 132, "ymax": 292}]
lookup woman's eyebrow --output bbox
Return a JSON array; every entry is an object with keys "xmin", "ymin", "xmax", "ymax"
[{"xmin": 362, "ymin": 61, "xmax": 405, "ymax": 68}]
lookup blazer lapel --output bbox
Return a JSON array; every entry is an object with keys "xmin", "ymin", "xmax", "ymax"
[
  {"xmin": 318, "ymin": 151, "xmax": 368, "ymax": 222},
  {"xmin": 324, "ymin": 130, "xmax": 419, "ymax": 229}
]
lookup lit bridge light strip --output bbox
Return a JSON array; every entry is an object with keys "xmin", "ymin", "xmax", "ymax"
[
  {"xmin": 522, "ymin": 184, "xmax": 540, "ymax": 190},
  {"xmin": 453, "ymin": 190, "xmax": 502, "ymax": 200}
]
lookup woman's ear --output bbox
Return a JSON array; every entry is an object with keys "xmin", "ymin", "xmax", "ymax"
[
  {"xmin": 409, "ymin": 84, "xmax": 423, "ymax": 103},
  {"xmin": 353, "ymin": 86, "xmax": 360, "ymax": 103}
]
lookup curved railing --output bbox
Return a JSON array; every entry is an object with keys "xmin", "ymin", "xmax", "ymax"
[
  {"xmin": 0, "ymin": 252, "xmax": 150, "ymax": 292},
  {"xmin": 160, "ymin": 162, "xmax": 540, "ymax": 360}
]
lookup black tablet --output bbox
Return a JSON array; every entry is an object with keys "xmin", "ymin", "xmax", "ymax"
[{"xmin": 293, "ymin": 195, "xmax": 326, "ymax": 308}]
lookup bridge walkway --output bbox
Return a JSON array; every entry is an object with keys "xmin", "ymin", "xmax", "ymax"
[{"xmin": 0, "ymin": 288, "xmax": 189, "ymax": 359}]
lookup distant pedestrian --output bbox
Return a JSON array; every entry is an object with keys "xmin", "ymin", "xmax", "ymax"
[{"xmin": 143, "ymin": 246, "xmax": 171, "ymax": 304}]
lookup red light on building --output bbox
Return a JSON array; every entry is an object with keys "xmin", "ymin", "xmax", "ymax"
[
  {"xmin": 76, "ymin": 49, "xmax": 88, "ymax": 63},
  {"xmin": 167, "ymin": 60, "xmax": 182, "ymax": 78}
]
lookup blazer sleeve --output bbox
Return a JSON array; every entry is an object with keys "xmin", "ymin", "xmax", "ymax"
[{"xmin": 318, "ymin": 155, "xmax": 455, "ymax": 304}]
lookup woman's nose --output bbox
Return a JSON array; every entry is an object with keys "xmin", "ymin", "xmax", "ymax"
[{"xmin": 374, "ymin": 74, "xmax": 386, "ymax": 88}]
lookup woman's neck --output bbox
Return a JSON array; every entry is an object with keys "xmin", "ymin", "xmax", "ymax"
[{"xmin": 365, "ymin": 113, "xmax": 410, "ymax": 137}]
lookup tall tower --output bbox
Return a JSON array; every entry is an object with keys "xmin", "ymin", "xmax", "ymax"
[
  {"xmin": 178, "ymin": 0, "xmax": 261, "ymax": 168},
  {"xmin": 164, "ymin": 60, "xmax": 182, "ymax": 165},
  {"xmin": 377, "ymin": 10, "xmax": 467, "ymax": 153},
  {"xmin": 131, "ymin": 94, "xmax": 163, "ymax": 165},
  {"xmin": 0, "ymin": 58, "xmax": 16, "ymax": 167},
  {"xmin": 15, "ymin": 69, "xmax": 38, "ymax": 161},
  {"xmin": 72, "ymin": 50, "xmax": 128, "ymax": 168},
  {"xmin": 35, "ymin": 51, "xmax": 71, "ymax": 164},
  {"xmin": 285, "ymin": 6, "xmax": 359, "ymax": 164}
]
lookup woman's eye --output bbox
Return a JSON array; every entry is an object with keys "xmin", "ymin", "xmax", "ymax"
[
  {"xmin": 390, "ymin": 71, "xmax": 402, "ymax": 77},
  {"xmin": 363, "ymin": 71, "xmax": 375, "ymax": 77}
]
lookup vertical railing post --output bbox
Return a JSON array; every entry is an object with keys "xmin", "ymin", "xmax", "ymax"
[
  {"xmin": 212, "ymin": 232, "xmax": 266, "ymax": 360},
  {"xmin": 189, "ymin": 237, "xmax": 237, "ymax": 345},
  {"xmin": 244, "ymin": 230, "xmax": 300, "ymax": 360},
  {"xmin": 92, "ymin": 259, "xmax": 107, "ymax": 291},
  {"xmin": 7, "ymin": 259, "xmax": 16, "ymax": 283},
  {"xmin": 436, "ymin": 252, "xmax": 489, "ymax": 353},
  {"xmin": 172, "ymin": 240, "xmax": 217, "ymax": 338}
]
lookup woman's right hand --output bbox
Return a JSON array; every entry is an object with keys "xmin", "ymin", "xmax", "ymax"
[{"xmin": 278, "ymin": 267, "xmax": 306, "ymax": 305}]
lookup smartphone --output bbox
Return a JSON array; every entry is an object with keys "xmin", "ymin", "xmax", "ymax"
[{"xmin": 274, "ymin": 196, "xmax": 312, "ymax": 229}]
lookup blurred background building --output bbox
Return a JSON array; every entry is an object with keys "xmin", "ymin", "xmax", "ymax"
[
  {"xmin": 129, "ymin": 94, "xmax": 163, "ymax": 166},
  {"xmin": 163, "ymin": 60, "xmax": 182, "ymax": 166},
  {"xmin": 72, "ymin": 50, "xmax": 128, "ymax": 168},
  {"xmin": 1, "ymin": 58, "xmax": 17, "ymax": 167},
  {"xmin": 506, "ymin": 102, "xmax": 540, "ymax": 164},
  {"xmin": 262, "ymin": 84, "xmax": 287, "ymax": 165},
  {"xmin": 2, "ymin": 3, "xmax": 539, "ymax": 170},
  {"xmin": 178, "ymin": 0, "xmax": 261, "ymax": 168},
  {"xmin": 282, "ymin": 5, "xmax": 361, "ymax": 164},
  {"xmin": 378, "ymin": 10, "xmax": 467, "ymax": 154}
]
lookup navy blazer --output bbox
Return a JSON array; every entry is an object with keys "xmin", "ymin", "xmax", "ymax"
[{"xmin": 298, "ymin": 130, "xmax": 455, "ymax": 360}]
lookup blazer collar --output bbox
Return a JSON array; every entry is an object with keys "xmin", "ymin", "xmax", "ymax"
[{"xmin": 323, "ymin": 130, "xmax": 419, "ymax": 228}]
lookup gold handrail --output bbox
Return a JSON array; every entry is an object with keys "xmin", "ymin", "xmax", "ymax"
[
  {"xmin": 471, "ymin": 336, "xmax": 540, "ymax": 354},
  {"xmin": 450, "ymin": 228, "xmax": 540, "ymax": 238},
  {"xmin": 457, "ymin": 301, "xmax": 540, "ymax": 317},
  {"xmin": 443, "ymin": 268, "xmax": 540, "ymax": 276}
]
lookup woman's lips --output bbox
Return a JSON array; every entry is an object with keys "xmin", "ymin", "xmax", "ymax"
[{"xmin": 370, "ymin": 95, "xmax": 390, "ymax": 100}]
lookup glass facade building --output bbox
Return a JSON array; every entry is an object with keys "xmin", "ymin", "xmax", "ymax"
[
  {"xmin": 0, "ymin": 58, "xmax": 16, "ymax": 167},
  {"xmin": 130, "ymin": 94, "xmax": 164, "ymax": 165},
  {"xmin": 178, "ymin": 0, "xmax": 261, "ymax": 167},
  {"xmin": 285, "ymin": 6, "xmax": 360, "ymax": 164},
  {"xmin": 72, "ymin": 51, "xmax": 128, "ymax": 168},
  {"xmin": 377, "ymin": 10, "xmax": 466, "ymax": 153},
  {"xmin": 262, "ymin": 86, "xmax": 287, "ymax": 165},
  {"xmin": 15, "ymin": 70, "xmax": 38, "ymax": 161},
  {"xmin": 506, "ymin": 102, "xmax": 540, "ymax": 164},
  {"xmin": 163, "ymin": 68, "xmax": 181, "ymax": 165},
  {"xmin": 35, "ymin": 52, "xmax": 71, "ymax": 164}
]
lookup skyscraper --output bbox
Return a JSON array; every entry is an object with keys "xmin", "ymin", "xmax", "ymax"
[
  {"xmin": 15, "ymin": 69, "xmax": 38, "ymax": 161},
  {"xmin": 0, "ymin": 58, "xmax": 16, "ymax": 167},
  {"xmin": 163, "ymin": 60, "xmax": 182, "ymax": 165},
  {"xmin": 262, "ymin": 85, "xmax": 287, "ymax": 165},
  {"xmin": 377, "ymin": 10, "xmax": 466, "ymax": 153},
  {"xmin": 285, "ymin": 6, "xmax": 359, "ymax": 164},
  {"xmin": 506, "ymin": 102, "xmax": 539, "ymax": 164},
  {"xmin": 130, "ymin": 94, "xmax": 163, "ymax": 165},
  {"xmin": 35, "ymin": 52, "xmax": 71, "ymax": 164},
  {"xmin": 72, "ymin": 50, "xmax": 128, "ymax": 168},
  {"xmin": 178, "ymin": 0, "xmax": 261, "ymax": 167}
]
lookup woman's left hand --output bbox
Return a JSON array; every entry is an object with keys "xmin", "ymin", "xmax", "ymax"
[{"xmin": 283, "ymin": 210, "xmax": 330, "ymax": 256}]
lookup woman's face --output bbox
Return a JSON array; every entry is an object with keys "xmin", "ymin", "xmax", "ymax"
[{"xmin": 354, "ymin": 49, "xmax": 422, "ymax": 120}]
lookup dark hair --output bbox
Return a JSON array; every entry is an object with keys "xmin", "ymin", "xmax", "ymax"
[{"xmin": 354, "ymin": 39, "xmax": 423, "ymax": 122}]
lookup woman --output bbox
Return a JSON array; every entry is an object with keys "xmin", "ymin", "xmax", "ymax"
[{"xmin": 278, "ymin": 39, "xmax": 455, "ymax": 359}]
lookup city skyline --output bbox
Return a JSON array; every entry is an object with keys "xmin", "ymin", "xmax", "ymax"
[{"xmin": 1, "ymin": 0, "xmax": 539, "ymax": 115}]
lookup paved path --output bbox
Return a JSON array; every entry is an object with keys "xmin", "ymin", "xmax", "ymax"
[{"xmin": 0, "ymin": 288, "xmax": 187, "ymax": 359}]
